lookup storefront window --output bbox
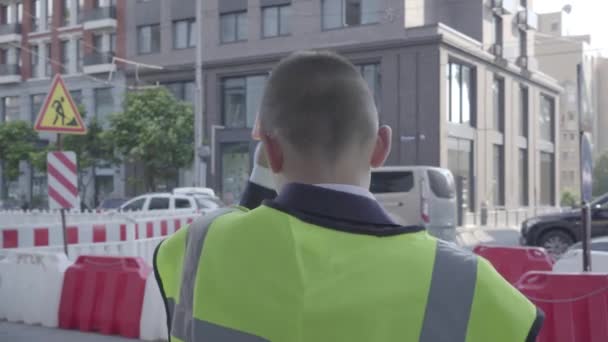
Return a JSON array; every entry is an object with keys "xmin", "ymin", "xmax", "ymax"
[{"xmin": 221, "ymin": 143, "xmax": 250, "ymax": 205}]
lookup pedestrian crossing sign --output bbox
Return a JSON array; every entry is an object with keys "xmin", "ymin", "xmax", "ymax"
[{"xmin": 34, "ymin": 74, "xmax": 87, "ymax": 135}]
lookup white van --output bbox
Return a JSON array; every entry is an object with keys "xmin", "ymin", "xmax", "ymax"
[{"xmin": 370, "ymin": 166, "xmax": 457, "ymax": 241}]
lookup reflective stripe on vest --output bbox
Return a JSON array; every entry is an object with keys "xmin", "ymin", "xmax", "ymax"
[
  {"xmin": 419, "ymin": 240, "xmax": 478, "ymax": 341},
  {"xmin": 170, "ymin": 208, "xmax": 268, "ymax": 342},
  {"xmin": 172, "ymin": 215, "xmax": 477, "ymax": 341}
]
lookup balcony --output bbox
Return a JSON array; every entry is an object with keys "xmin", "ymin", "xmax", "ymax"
[
  {"xmin": 0, "ymin": 23, "xmax": 21, "ymax": 44},
  {"xmin": 82, "ymin": 6, "xmax": 117, "ymax": 30},
  {"xmin": 83, "ymin": 52, "xmax": 116, "ymax": 74},
  {"xmin": 491, "ymin": 0, "xmax": 516, "ymax": 15},
  {"xmin": 517, "ymin": 9, "xmax": 538, "ymax": 30},
  {"xmin": 0, "ymin": 64, "xmax": 21, "ymax": 84}
]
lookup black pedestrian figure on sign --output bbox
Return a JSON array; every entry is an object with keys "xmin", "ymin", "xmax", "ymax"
[{"xmin": 52, "ymin": 97, "xmax": 77, "ymax": 126}]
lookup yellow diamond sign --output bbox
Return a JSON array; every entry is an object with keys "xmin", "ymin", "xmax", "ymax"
[{"xmin": 34, "ymin": 74, "xmax": 87, "ymax": 135}]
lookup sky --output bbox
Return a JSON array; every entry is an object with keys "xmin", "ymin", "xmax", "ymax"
[{"xmin": 534, "ymin": 0, "xmax": 608, "ymax": 56}]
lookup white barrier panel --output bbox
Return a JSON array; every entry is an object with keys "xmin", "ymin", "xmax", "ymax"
[
  {"xmin": 553, "ymin": 250, "xmax": 608, "ymax": 273},
  {"xmin": 140, "ymin": 273, "xmax": 168, "ymax": 341},
  {"xmin": 0, "ymin": 250, "xmax": 71, "ymax": 327}
]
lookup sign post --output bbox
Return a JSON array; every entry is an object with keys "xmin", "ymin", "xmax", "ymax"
[
  {"xmin": 34, "ymin": 74, "xmax": 87, "ymax": 256},
  {"xmin": 577, "ymin": 63, "xmax": 593, "ymax": 272}
]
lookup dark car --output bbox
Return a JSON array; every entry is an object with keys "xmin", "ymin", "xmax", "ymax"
[{"xmin": 520, "ymin": 193, "xmax": 608, "ymax": 256}]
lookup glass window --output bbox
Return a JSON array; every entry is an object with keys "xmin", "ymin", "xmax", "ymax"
[
  {"xmin": 519, "ymin": 29, "xmax": 527, "ymax": 57},
  {"xmin": 2, "ymin": 96, "xmax": 20, "ymax": 122},
  {"xmin": 520, "ymin": 86, "xmax": 529, "ymax": 137},
  {"xmin": 174, "ymin": 198, "xmax": 192, "ymax": 209},
  {"xmin": 493, "ymin": 145, "xmax": 504, "ymax": 206},
  {"xmin": 46, "ymin": 0, "xmax": 53, "ymax": 30},
  {"xmin": 63, "ymin": 0, "xmax": 70, "ymax": 26},
  {"xmin": 493, "ymin": 77, "xmax": 504, "ymax": 132},
  {"xmin": 220, "ymin": 11, "xmax": 247, "ymax": 43},
  {"xmin": 173, "ymin": 19, "xmax": 195, "ymax": 49},
  {"xmin": 519, "ymin": 148, "xmax": 529, "ymax": 206},
  {"xmin": 428, "ymin": 170, "xmax": 456, "ymax": 199},
  {"xmin": 93, "ymin": 33, "xmax": 103, "ymax": 52},
  {"xmin": 148, "ymin": 197, "xmax": 170, "ymax": 210},
  {"xmin": 137, "ymin": 24, "xmax": 161, "ymax": 54},
  {"xmin": 76, "ymin": 0, "xmax": 83, "ymax": 23},
  {"xmin": 446, "ymin": 61, "xmax": 474, "ymax": 125},
  {"xmin": 494, "ymin": 14, "xmax": 503, "ymax": 46},
  {"xmin": 30, "ymin": 44, "xmax": 39, "ymax": 77},
  {"xmin": 540, "ymin": 94, "xmax": 555, "ymax": 142},
  {"xmin": 262, "ymin": 5, "xmax": 291, "ymax": 38},
  {"xmin": 370, "ymin": 171, "xmax": 414, "ymax": 193},
  {"xmin": 358, "ymin": 63, "xmax": 381, "ymax": 112},
  {"xmin": 447, "ymin": 138, "xmax": 474, "ymax": 212},
  {"xmin": 76, "ymin": 38, "xmax": 82, "ymax": 71},
  {"xmin": 32, "ymin": 0, "xmax": 40, "ymax": 31},
  {"xmin": 322, "ymin": 0, "xmax": 378, "ymax": 29},
  {"xmin": 222, "ymin": 75, "xmax": 267, "ymax": 128},
  {"xmin": 94, "ymin": 88, "xmax": 113, "ymax": 124},
  {"xmin": 17, "ymin": 2, "xmax": 22, "ymax": 23},
  {"xmin": 122, "ymin": 198, "xmax": 145, "ymax": 211},
  {"xmin": 60, "ymin": 40, "xmax": 69, "ymax": 74},
  {"xmin": 45, "ymin": 43, "xmax": 52, "ymax": 77},
  {"xmin": 31, "ymin": 94, "xmax": 45, "ymax": 122},
  {"xmin": 221, "ymin": 143, "xmax": 251, "ymax": 205},
  {"xmin": 109, "ymin": 33, "xmax": 116, "ymax": 53},
  {"xmin": 540, "ymin": 152, "xmax": 555, "ymax": 205}
]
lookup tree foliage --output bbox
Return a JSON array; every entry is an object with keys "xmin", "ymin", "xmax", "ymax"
[
  {"xmin": 594, "ymin": 152, "xmax": 608, "ymax": 196},
  {"xmin": 0, "ymin": 121, "xmax": 38, "ymax": 182},
  {"xmin": 108, "ymin": 87, "xmax": 194, "ymax": 191},
  {"xmin": 560, "ymin": 190, "xmax": 578, "ymax": 207}
]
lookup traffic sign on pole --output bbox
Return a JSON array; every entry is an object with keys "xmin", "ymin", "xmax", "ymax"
[
  {"xmin": 34, "ymin": 74, "xmax": 87, "ymax": 135},
  {"xmin": 47, "ymin": 151, "xmax": 80, "ymax": 210}
]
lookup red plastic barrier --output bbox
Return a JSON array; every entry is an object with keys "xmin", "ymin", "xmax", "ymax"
[
  {"xmin": 517, "ymin": 272, "xmax": 608, "ymax": 342},
  {"xmin": 473, "ymin": 245, "xmax": 553, "ymax": 284},
  {"xmin": 58, "ymin": 256, "xmax": 151, "ymax": 338}
]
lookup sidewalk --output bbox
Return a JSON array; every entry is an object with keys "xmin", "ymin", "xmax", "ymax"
[{"xmin": 455, "ymin": 225, "xmax": 522, "ymax": 249}]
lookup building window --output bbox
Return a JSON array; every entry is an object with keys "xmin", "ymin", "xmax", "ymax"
[
  {"xmin": 540, "ymin": 94, "xmax": 555, "ymax": 142},
  {"xmin": 92, "ymin": 33, "xmax": 103, "ymax": 52},
  {"xmin": 17, "ymin": 3, "xmax": 22, "ymax": 24},
  {"xmin": 109, "ymin": 32, "xmax": 116, "ymax": 53},
  {"xmin": 30, "ymin": 44, "xmax": 39, "ymax": 77},
  {"xmin": 70, "ymin": 90, "xmax": 82, "ymax": 107},
  {"xmin": 44, "ymin": 43, "xmax": 52, "ymax": 77},
  {"xmin": 262, "ymin": 4, "xmax": 291, "ymax": 38},
  {"xmin": 60, "ymin": 40, "xmax": 70, "ymax": 74},
  {"xmin": 493, "ymin": 145, "xmax": 505, "ymax": 206},
  {"xmin": 447, "ymin": 137, "xmax": 475, "ymax": 212},
  {"xmin": 31, "ymin": 94, "xmax": 45, "ymax": 122},
  {"xmin": 322, "ymin": 0, "xmax": 378, "ymax": 30},
  {"xmin": 358, "ymin": 63, "xmax": 381, "ymax": 112},
  {"xmin": 519, "ymin": 148, "xmax": 529, "ymax": 206},
  {"xmin": 519, "ymin": 86, "xmax": 528, "ymax": 137},
  {"xmin": 492, "ymin": 76, "xmax": 504, "ymax": 132},
  {"xmin": 446, "ymin": 61, "xmax": 474, "ymax": 125},
  {"xmin": 493, "ymin": 14, "xmax": 503, "ymax": 46},
  {"xmin": 2, "ymin": 96, "xmax": 20, "ymax": 122},
  {"xmin": 164, "ymin": 81, "xmax": 195, "ymax": 105},
  {"xmin": 540, "ymin": 152, "xmax": 555, "ymax": 205},
  {"xmin": 63, "ymin": 0, "xmax": 70, "ymax": 26},
  {"xmin": 222, "ymin": 75, "xmax": 267, "ymax": 128},
  {"xmin": 551, "ymin": 22, "xmax": 559, "ymax": 32},
  {"xmin": 46, "ymin": 0, "xmax": 53, "ymax": 30},
  {"xmin": 76, "ymin": 38, "xmax": 82, "ymax": 72},
  {"xmin": 220, "ymin": 11, "xmax": 247, "ymax": 43},
  {"xmin": 94, "ymin": 88, "xmax": 114, "ymax": 124},
  {"xmin": 520, "ymin": 0, "xmax": 527, "ymax": 7},
  {"xmin": 221, "ymin": 143, "xmax": 251, "ymax": 205},
  {"xmin": 32, "ymin": 0, "xmax": 40, "ymax": 31},
  {"xmin": 173, "ymin": 19, "xmax": 196, "ymax": 49},
  {"xmin": 76, "ymin": 0, "xmax": 83, "ymax": 23},
  {"xmin": 137, "ymin": 24, "xmax": 161, "ymax": 54}
]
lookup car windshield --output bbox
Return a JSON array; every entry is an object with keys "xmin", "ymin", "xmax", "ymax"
[{"xmin": 591, "ymin": 194, "xmax": 608, "ymax": 207}]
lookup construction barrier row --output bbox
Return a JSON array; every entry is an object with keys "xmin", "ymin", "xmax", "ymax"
[
  {"xmin": 1, "ymin": 213, "xmax": 195, "ymax": 249},
  {"xmin": 475, "ymin": 245, "xmax": 608, "ymax": 342}
]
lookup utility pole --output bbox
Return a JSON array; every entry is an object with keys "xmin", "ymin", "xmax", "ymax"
[{"xmin": 194, "ymin": 0, "xmax": 205, "ymax": 186}]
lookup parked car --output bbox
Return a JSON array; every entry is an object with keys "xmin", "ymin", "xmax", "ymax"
[
  {"xmin": 553, "ymin": 236, "xmax": 608, "ymax": 272},
  {"xmin": 119, "ymin": 193, "xmax": 200, "ymax": 212},
  {"xmin": 97, "ymin": 198, "xmax": 128, "ymax": 211},
  {"xmin": 520, "ymin": 193, "xmax": 608, "ymax": 256},
  {"xmin": 567, "ymin": 236, "xmax": 608, "ymax": 253},
  {"xmin": 370, "ymin": 166, "xmax": 457, "ymax": 241},
  {"xmin": 172, "ymin": 187, "xmax": 225, "ymax": 212},
  {"xmin": 173, "ymin": 187, "xmax": 217, "ymax": 197}
]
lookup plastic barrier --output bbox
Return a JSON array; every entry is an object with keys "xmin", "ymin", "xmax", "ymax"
[
  {"xmin": 139, "ymin": 273, "xmax": 168, "ymax": 341},
  {"xmin": 58, "ymin": 256, "xmax": 151, "ymax": 338},
  {"xmin": 517, "ymin": 272, "xmax": 608, "ymax": 342},
  {"xmin": 0, "ymin": 250, "xmax": 71, "ymax": 327},
  {"xmin": 553, "ymin": 250, "xmax": 608, "ymax": 273},
  {"xmin": 473, "ymin": 245, "xmax": 554, "ymax": 284}
]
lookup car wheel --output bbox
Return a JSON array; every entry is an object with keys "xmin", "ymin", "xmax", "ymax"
[{"xmin": 538, "ymin": 229, "xmax": 574, "ymax": 257}]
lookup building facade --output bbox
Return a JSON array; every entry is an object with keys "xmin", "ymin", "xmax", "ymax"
[
  {"xmin": 536, "ymin": 11, "xmax": 606, "ymax": 199},
  {"xmin": 121, "ymin": 0, "xmax": 561, "ymax": 225},
  {"xmin": 0, "ymin": 0, "xmax": 126, "ymax": 208}
]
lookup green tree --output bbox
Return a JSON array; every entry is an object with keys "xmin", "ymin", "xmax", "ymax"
[
  {"xmin": 0, "ymin": 121, "xmax": 38, "ymax": 199},
  {"xmin": 560, "ymin": 190, "xmax": 578, "ymax": 207},
  {"xmin": 108, "ymin": 87, "xmax": 194, "ymax": 192},
  {"xmin": 594, "ymin": 152, "xmax": 608, "ymax": 196}
]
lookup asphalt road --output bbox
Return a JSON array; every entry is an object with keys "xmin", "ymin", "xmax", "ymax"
[{"xmin": 1, "ymin": 225, "xmax": 520, "ymax": 341}]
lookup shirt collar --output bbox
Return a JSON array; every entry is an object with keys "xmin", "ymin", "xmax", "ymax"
[{"xmin": 314, "ymin": 183, "xmax": 375, "ymax": 200}]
